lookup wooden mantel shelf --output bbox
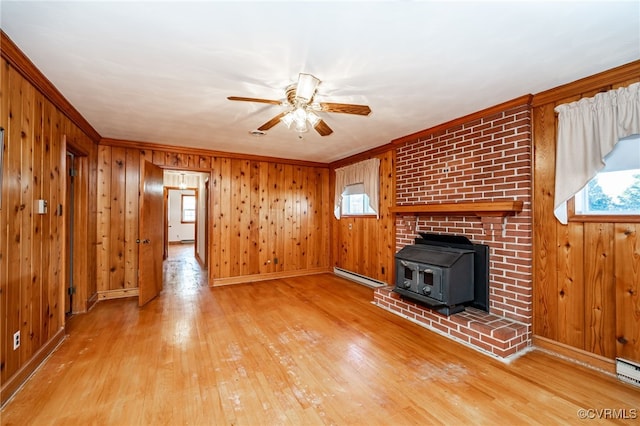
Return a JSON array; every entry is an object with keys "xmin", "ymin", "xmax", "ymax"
[{"xmin": 389, "ymin": 201, "xmax": 523, "ymax": 217}]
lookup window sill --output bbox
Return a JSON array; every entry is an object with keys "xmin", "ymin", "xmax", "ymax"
[{"xmin": 340, "ymin": 214, "xmax": 378, "ymax": 219}]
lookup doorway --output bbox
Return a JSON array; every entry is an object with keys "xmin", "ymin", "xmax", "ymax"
[
  {"xmin": 162, "ymin": 170, "xmax": 210, "ymax": 288},
  {"xmin": 64, "ymin": 148, "xmax": 89, "ymax": 314}
]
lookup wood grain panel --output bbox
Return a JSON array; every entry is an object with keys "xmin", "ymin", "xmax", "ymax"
[
  {"xmin": 249, "ymin": 161, "xmax": 260, "ymax": 275},
  {"xmin": 616, "ymin": 224, "xmax": 640, "ymax": 361},
  {"xmin": 124, "ymin": 149, "xmax": 140, "ymax": 288},
  {"xmin": 0, "ymin": 60, "xmax": 8, "ymax": 386},
  {"xmin": 208, "ymin": 159, "xmax": 330, "ymax": 284},
  {"xmin": 583, "ymin": 223, "xmax": 616, "ymax": 358},
  {"xmin": 96, "ymin": 145, "xmax": 112, "ymax": 292},
  {"xmin": 532, "ymin": 103, "xmax": 559, "ymax": 339},
  {"xmin": 532, "ymin": 61, "xmax": 640, "ymax": 364},
  {"xmin": 109, "ymin": 147, "xmax": 127, "ymax": 290},
  {"xmin": 1, "ymin": 59, "xmax": 97, "ymax": 401},
  {"xmin": 20, "ymin": 78, "xmax": 35, "ymax": 363},
  {"xmin": 3, "ymin": 65, "xmax": 24, "ymax": 383}
]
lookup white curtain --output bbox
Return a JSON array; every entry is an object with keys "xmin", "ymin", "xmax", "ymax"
[
  {"xmin": 554, "ymin": 82, "xmax": 640, "ymax": 224},
  {"xmin": 334, "ymin": 158, "xmax": 380, "ymax": 219}
]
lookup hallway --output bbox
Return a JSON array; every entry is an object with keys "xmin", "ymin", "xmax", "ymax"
[{"xmin": 163, "ymin": 243, "xmax": 208, "ymax": 293}]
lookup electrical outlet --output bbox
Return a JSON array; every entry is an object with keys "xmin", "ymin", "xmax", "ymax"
[{"xmin": 13, "ymin": 331, "xmax": 20, "ymax": 350}]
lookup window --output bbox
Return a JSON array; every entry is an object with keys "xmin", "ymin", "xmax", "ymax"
[
  {"xmin": 572, "ymin": 134, "xmax": 640, "ymax": 219},
  {"xmin": 341, "ymin": 183, "xmax": 376, "ymax": 216},
  {"xmin": 553, "ymin": 82, "xmax": 639, "ymax": 224},
  {"xmin": 334, "ymin": 158, "xmax": 380, "ymax": 219},
  {"xmin": 181, "ymin": 194, "xmax": 196, "ymax": 223}
]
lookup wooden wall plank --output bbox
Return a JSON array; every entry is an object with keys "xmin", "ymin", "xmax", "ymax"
[
  {"xmin": 49, "ymin": 110, "xmax": 64, "ymax": 338},
  {"xmin": 219, "ymin": 158, "xmax": 232, "ymax": 278},
  {"xmin": 3, "ymin": 65, "xmax": 24, "ymax": 382},
  {"xmin": 32, "ymin": 90, "xmax": 44, "ymax": 349},
  {"xmin": 556, "ymin": 223, "xmax": 585, "ymax": 348},
  {"xmin": 96, "ymin": 145, "xmax": 111, "ymax": 293},
  {"xmin": 249, "ymin": 161, "xmax": 260, "ymax": 275},
  {"xmin": 283, "ymin": 165, "xmax": 294, "ymax": 272},
  {"xmin": 0, "ymin": 59, "xmax": 9, "ymax": 385},
  {"xmin": 19, "ymin": 79, "xmax": 35, "ymax": 364},
  {"xmin": 532, "ymin": 103, "xmax": 559, "ymax": 339},
  {"xmin": 275, "ymin": 163, "xmax": 285, "ymax": 273},
  {"xmin": 109, "ymin": 147, "xmax": 126, "ymax": 290},
  {"xmin": 584, "ymin": 223, "xmax": 616, "ymax": 358},
  {"xmin": 258, "ymin": 160, "xmax": 270, "ymax": 272},
  {"xmin": 616, "ymin": 224, "xmax": 640, "ymax": 362},
  {"xmin": 124, "ymin": 149, "xmax": 140, "ymax": 288}
]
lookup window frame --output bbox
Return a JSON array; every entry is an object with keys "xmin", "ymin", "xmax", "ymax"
[
  {"xmin": 340, "ymin": 184, "xmax": 377, "ymax": 218},
  {"xmin": 568, "ymin": 198, "xmax": 640, "ymax": 223},
  {"xmin": 181, "ymin": 194, "xmax": 197, "ymax": 223}
]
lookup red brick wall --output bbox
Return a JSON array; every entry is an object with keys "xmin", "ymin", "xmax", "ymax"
[{"xmin": 395, "ymin": 104, "xmax": 533, "ymax": 324}]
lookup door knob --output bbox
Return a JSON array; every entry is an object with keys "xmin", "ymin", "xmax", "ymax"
[{"xmin": 142, "ymin": 239, "xmax": 151, "ymax": 244}]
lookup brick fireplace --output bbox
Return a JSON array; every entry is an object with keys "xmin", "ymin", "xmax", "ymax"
[{"xmin": 373, "ymin": 101, "xmax": 533, "ymax": 359}]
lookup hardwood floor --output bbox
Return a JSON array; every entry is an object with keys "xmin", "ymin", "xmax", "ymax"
[{"xmin": 2, "ymin": 245, "xmax": 639, "ymax": 425}]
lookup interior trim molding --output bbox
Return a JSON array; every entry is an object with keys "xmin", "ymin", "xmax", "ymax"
[
  {"xmin": 532, "ymin": 335, "xmax": 616, "ymax": 376},
  {"xmin": 390, "ymin": 94, "xmax": 533, "ymax": 147},
  {"xmin": 97, "ymin": 288, "xmax": 140, "ymax": 301},
  {"xmin": 0, "ymin": 30, "xmax": 101, "ymax": 143},
  {"xmin": 532, "ymin": 60, "xmax": 640, "ymax": 107},
  {"xmin": 0, "ymin": 328, "xmax": 66, "ymax": 406},
  {"xmin": 100, "ymin": 137, "xmax": 330, "ymax": 168},
  {"xmin": 212, "ymin": 267, "xmax": 332, "ymax": 286}
]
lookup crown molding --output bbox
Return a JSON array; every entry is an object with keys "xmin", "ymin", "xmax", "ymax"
[
  {"xmin": 390, "ymin": 94, "xmax": 533, "ymax": 148},
  {"xmin": 531, "ymin": 60, "xmax": 640, "ymax": 107},
  {"xmin": 100, "ymin": 138, "xmax": 329, "ymax": 168}
]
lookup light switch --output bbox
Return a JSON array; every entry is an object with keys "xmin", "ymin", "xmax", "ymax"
[{"xmin": 36, "ymin": 199, "xmax": 48, "ymax": 214}]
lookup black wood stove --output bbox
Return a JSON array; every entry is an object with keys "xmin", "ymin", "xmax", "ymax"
[{"xmin": 394, "ymin": 233, "xmax": 489, "ymax": 315}]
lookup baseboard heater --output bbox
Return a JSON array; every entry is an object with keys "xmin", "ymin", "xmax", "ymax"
[
  {"xmin": 617, "ymin": 358, "xmax": 640, "ymax": 387},
  {"xmin": 334, "ymin": 267, "xmax": 386, "ymax": 288}
]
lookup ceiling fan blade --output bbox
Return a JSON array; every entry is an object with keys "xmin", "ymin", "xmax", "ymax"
[
  {"xmin": 227, "ymin": 96, "xmax": 282, "ymax": 105},
  {"xmin": 257, "ymin": 111, "xmax": 287, "ymax": 131},
  {"xmin": 314, "ymin": 119, "xmax": 333, "ymax": 136},
  {"xmin": 319, "ymin": 102, "xmax": 371, "ymax": 116}
]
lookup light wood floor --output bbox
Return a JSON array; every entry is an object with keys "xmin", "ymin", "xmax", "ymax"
[{"xmin": 2, "ymin": 244, "xmax": 639, "ymax": 425}]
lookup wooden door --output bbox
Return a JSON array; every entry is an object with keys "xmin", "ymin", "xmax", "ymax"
[{"xmin": 138, "ymin": 160, "xmax": 164, "ymax": 306}]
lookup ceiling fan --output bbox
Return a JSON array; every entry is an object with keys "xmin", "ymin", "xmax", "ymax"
[{"xmin": 227, "ymin": 73, "xmax": 371, "ymax": 136}]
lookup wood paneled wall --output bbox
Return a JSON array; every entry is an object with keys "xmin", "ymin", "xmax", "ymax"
[
  {"xmin": 210, "ymin": 158, "xmax": 331, "ymax": 283},
  {"xmin": 0, "ymin": 56, "xmax": 98, "ymax": 401},
  {"xmin": 532, "ymin": 61, "xmax": 640, "ymax": 363},
  {"xmin": 97, "ymin": 143, "xmax": 332, "ymax": 289},
  {"xmin": 330, "ymin": 150, "xmax": 396, "ymax": 284}
]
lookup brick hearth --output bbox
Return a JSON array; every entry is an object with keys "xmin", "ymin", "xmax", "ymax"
[
  {"xmin": 383, "ymin": 100, "xmax": 533, "ymax": 359},
  {"xmin": 374, "ymin": 287, "xmax": 529, "ymax": 359}
]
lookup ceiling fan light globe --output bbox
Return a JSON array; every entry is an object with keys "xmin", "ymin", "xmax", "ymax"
[
  {"xmin": 293, "ymin": 107, "xmax": 307, "ymax": 125},
  {"xmin": 296, "ymin": 73, "xmax": 320, "ymax": 102},
  {"xmin": 295, "ymin": 120, "xmax": 309, "ymax": 133},
  {"xmin": 281, "ymin": 112, "xmax": 295, "ymax": 128},
  {"xmin": 306, "ymin": 111, "xmax": 321, "ymax": 127}
]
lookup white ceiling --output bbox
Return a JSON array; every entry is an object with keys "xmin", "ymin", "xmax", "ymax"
[{"xmin": 2, "ymin": 1, "xmax": 639, "ymax": 163}]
